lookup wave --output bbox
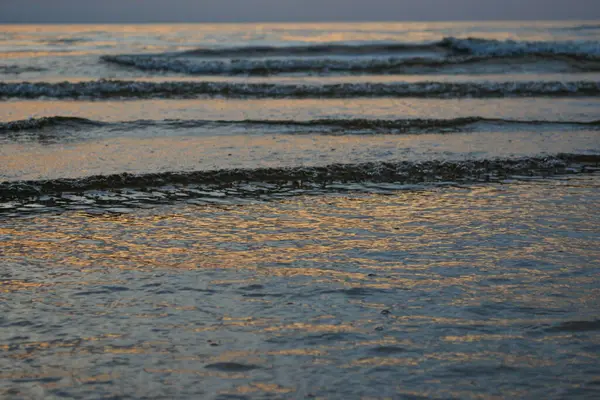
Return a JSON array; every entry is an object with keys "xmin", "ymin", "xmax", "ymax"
[
  {"xmin": 557, "ymin": 24, "xmax": 600, "ymax": 32},
  {"xmin": 0, "ymin": 116, "xmax": 103, "ymax": 132},
  {"xmin": 194, "ymin": 117, "xmax": 600, "ymax": 132},
  {"xmin": 440, "ymin": 37, "xmax": 600, "ymax": 59},
  {"xmin": 2, "ymin": 80, "xmax": 599, "ymax": 99},
  {"xmin": 545, "ymin": 319, "xmax": 600, "ymax": 332},
  {"xmin": 179, "ymin": 42, "xmax": 441, "ymax": 58},
  {"xmin": 1, "ymin": 154, "xmax": 598, "ymax": 203},
  {"xmin": 101, "ymin": 53, "xmax": 600, "ymax": 76},
  {"xmin": 43, "ymin": 37, "xmax": 89, "ymax": 45},
  {"xmin": 99, "ymin": 37, "xmax": 600, "ymax": 76},
  {"xmin": 3, "ymin": 116, "xmax": 600, "ymax": 135},
  {"xmin": 0, "ymin": 65, "xmax": 47, "ymax": 75},
  {"xmin": 108, "ymin": 38, "xmax": 600, "ymax": 60}
]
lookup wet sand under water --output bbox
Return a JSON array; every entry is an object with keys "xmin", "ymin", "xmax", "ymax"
[{"xmin": 1, "ymin": 175, "xmax": 599, "ymax": 399}]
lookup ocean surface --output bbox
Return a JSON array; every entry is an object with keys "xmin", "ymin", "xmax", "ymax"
[{"xmin": 1, "ymin": 21, "xmax": 600, "ymax": 399}]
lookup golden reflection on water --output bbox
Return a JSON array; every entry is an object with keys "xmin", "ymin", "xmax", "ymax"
[
  {"xmin": 227, "ymin": 382, "xmax": 294, "ymax": 395},
  {"xmin": 2, "ymin": 131, "xmax": 424, "ymax": 180},
  {"xmin": 2, "ymin": 184, "xmax": 597, "ymax": 288},
  {"xmin": 0, "ymin": 51, "xmax": 98, "ymax": 58},
  {"xmin": 2, "ymin": 180, "xmax": 599, "ymax": 398},
  {"xmin": 142, "ymin": 368, "xmax": 247, "ymax": 379},
  {"xmin": 442, "ymin": 334, "xmax": 524, "ymax": 343},
  {"xmin": 348, "ymin": 357, "xmax": 420, "ymax": 367},
  {"xmin": 2, "ymin": 97, "xmax": 584, "ymax": 124},
  {"xmin": 263, "ymin": 322, "xmax": 359, "ymax": 333}
]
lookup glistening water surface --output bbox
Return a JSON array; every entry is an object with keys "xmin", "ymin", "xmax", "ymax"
[
  {"xmin": 2, "ymin": 177, "xmax": 600, "ymax": 399},
  {"xmin": 2, "ymin": 21, "xmax": 600, "ymax": 399}
]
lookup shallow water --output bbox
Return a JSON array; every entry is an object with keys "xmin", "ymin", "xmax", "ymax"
[
  {"xmin": 1, "ymin": 21, "xmax": 600, "ymax": 399},
  {"xmin": 2, "ymin": 176, "xmax": 600, "ymax": 399},
  {"xmin": 3, "ymin": 97, "xmax": 600, "ymax": 123}
]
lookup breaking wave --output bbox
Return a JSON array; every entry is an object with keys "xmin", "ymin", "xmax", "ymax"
[
  {"xmin": 101, "ymin": 53, "xmax": 600, "ymax": 75},
  {"xmin": 2, "ymin": 80, "xmax": 600, "ymax": 99},
  {"xmin": 439, "ymin": 37, "xmax": 600, "ymax": 58},
  {"xmin": 99, "ymin": 37, "xmax": 600, "ymax": 76},
  {"xmin": 1, "ymin": 154, "xmax": 599, "ymax": 203}
]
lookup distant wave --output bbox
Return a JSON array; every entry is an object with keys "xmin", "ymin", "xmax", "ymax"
[
  {"xmin": 3, "ymin": 116, "xmax": 600, "ymax": 135},
  {"xmin": 101, "ymin": 54, "xmax": 600, "ymax": 76},
  {"xmin": 1, "ymin": 154, "xmax": 598, "ymax": 202},
  {"xmin": 42, "ymin": 37, "xmax": 89, "ymax": 45},
  {"xmin": 101, "ymin": 37, "xmax": 600, "ymax": 76},
  {"xmin": 439, "ymin": 37, "xmax": 600, "ymax": 58},
  {"xmin": 558, "ymin": 24, "xmax": 600, "ymax": 32},
  {"xmin": 179, "ymin": 42, "xmax": 441, "ymax": 58},
  {"xmin": 105, "ymin": 38, "xmax": 600, "ymax": 59},
  {"xmin": 2, "ymin": 80, "xmax": 599, "ymax": 99}
]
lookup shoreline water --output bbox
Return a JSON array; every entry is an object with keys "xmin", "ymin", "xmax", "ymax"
[{"xmin": 1, "ymin": 21, "xmax": 599, "ymax": 399}]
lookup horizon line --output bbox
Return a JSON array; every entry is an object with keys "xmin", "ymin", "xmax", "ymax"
[{"xmin": 1, "ymin": 18, "xmax": 600, "ymax": 25}]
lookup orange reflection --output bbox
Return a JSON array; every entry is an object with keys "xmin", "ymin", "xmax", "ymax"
[{"xmin": 227, "ymin": 382, "xmax": 294, "ymax": 394}]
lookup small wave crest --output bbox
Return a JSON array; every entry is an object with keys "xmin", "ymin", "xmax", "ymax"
[
  {"xmin": 0, "ymin": 116, "xmax": 103, "ymax": 132},
  {"xmin": 43, "ymin": 37, "xmax": 89, "ymax": 45},
  {"xmin": 2, "ymin": 79, "xmax": 599, "ymax": 99},
  {"xmin": 1, "ymin": 154, "xmax": 598, "ymax": 203},
  {"xmin": 0, "ymin": 65, "xmax": 47, "ymax": 75},
  {"xmin": 559, "ymin": 24, "xmax": 600, "ymax": 32},
  {"xmin": 3, "ymin": 116, "xmax": 599, "ymax": 135}
]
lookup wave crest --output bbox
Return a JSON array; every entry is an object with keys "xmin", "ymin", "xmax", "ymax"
[
  {"xmin": 3, "ymin": 116, "xmax": 600, "ymax": 135},
  {"xmin": 0, "ymin": 65, "xmax": 47, "ymax": 75},
  {"xmin": 441, "ymin": 37, "xmax": 600, "ymax": 59},
  {"xmin": 2, "ymin": 80, "xmax": 599, "ymax": 99},
  {"xmin": 0, "ymin": 116, "xmax": 102, "ymax": 132},
  {"xmin": 180, "ymin": 42, "xmax": 440, "ymax": 58},
  {"xmin": 100, "ymin": 37, "xmax": 600, "ymax": 76},
  {"xmin": 115, "ymin": 38, "xmax": 600, "ymax": 60},
  {"xmin": 1, "ymin": 154, "xmax": 598, "ymax": 202},
  {"xmin": 102, "ymin": 53, "xmax": 600, "ymax": 76}
]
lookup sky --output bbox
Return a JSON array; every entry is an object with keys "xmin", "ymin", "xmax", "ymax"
[{"xmin": 1, "ymin": 0, "xmax": 600, "ymax": 23}]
